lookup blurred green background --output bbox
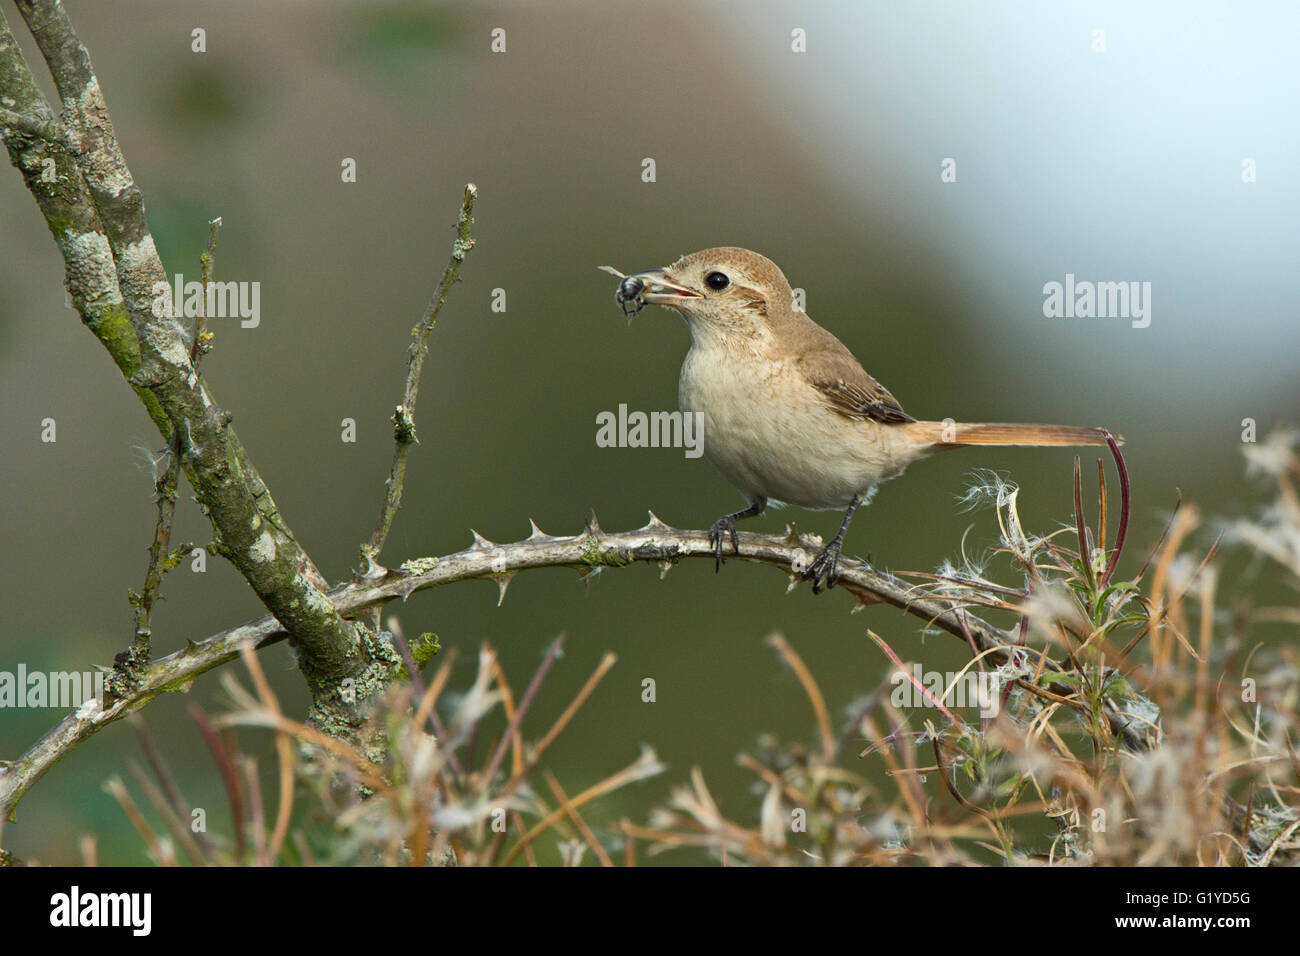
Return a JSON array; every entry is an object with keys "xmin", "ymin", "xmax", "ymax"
[{"xmin": 2, "ymin": 0, "xmax": 1297, "ymax": 864}]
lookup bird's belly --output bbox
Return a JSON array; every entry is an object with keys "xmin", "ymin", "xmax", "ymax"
[{"xmin": 679, "ymin": 350, "xmax": 914, "ymax": 510}]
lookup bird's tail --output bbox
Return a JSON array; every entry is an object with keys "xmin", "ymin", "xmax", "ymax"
[{"xmin": 903, "ymin": 421, "xmax": 1118, "ymax": 448}]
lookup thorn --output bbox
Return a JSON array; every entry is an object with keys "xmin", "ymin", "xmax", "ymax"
[
  {"xmin": 584, "ymin": 510, "xmax": 602, "ymax": 537},
  {"xmin": 398, "ymin": 580, "xmax": 418, "ymax": 602},
  {"xmin": 644, "ymin": 510, "xmax": 670, "ymax": 531},
  {"xmin": 494, "ymin": 573, "xmax": 515, "ymax": 607},
  {"xmin": 470, "ymin": 529, "xmax": 494, "ymax": 550},
  {"xmin": 783, "ymin": 523, "xmax": 802, "ymax": 545},
  {"xmin": 785, "ymin": 574, "xmax": 801, "ymax": 595},
  {"xmin": 527, "ymin": 518, "xmax": 551, "ymax": 541},
  {"xmin": 358, "ymin": 554, "xmax": 387, "ymax": 583},
  {"xmin": 658, "ymin": 559, "xmax": 674, "ymax": 580}
]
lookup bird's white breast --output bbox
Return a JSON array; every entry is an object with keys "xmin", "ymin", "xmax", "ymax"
[{"xmin": 678, "ymin": 338, "xmax": 922, "ymax": 510}]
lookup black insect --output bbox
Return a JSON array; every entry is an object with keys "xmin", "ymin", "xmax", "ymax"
[
  {"xmin": 600, "ymin": 266, "xmax": 647, "ymax": 323},
  {"xmin": 615, "ymin": 275, "xmax": 646, "ymax": 318}
]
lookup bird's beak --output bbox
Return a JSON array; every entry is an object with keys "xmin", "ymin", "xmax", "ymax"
[
  {"xmin": 627, "ymin": 268, "xmax": 701, "ymax": 306},
  {"xmin": 599, "ymin": 264, "xmax": 701, "ymax": 321}
]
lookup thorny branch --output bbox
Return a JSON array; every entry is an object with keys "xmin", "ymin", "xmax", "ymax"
[{"xmin": 0, "ymin": 516, "xmax": 1156, "ymax": 822}]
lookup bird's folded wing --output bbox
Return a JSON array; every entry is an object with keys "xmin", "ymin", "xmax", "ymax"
[{"xmin": 797, "ymin": 350, "xmax": 915, "ymax": 425}]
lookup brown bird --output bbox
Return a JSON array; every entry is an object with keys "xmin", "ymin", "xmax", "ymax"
[{"xmin": 603, "ymin": 247, "xmax": 1116, "ymax": 593}]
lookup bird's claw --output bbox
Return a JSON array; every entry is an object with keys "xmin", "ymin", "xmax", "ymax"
[
  {"xmin": 708, "ymin": 515, "xmax": 741, "ymax": 572},
  {"xmin": 805, "ymin": 540, "xmax": 844, "ymax": 594}
]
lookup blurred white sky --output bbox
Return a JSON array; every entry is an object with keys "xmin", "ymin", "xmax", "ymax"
[{"xmin": 708, "ymin": 1, "xmax": 1299, "ymax": 383}]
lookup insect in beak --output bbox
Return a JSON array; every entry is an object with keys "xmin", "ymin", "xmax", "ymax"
[
  {"xmin": 599, "ymin": 265, "xmax": 699, "ymax": 325},
  {"xmin": 598, "ymin": 266, "xmax": 645, "ymax": 322}
]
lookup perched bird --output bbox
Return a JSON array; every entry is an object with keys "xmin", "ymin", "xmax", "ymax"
[{"xmin": 604, "ymin": 247, "xmax": 1116, "ymax": 593}]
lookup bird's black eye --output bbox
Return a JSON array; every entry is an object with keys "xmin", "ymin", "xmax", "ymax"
[{"xmin": 705, "ymin": 271, "xmax": 730, "ymax": 291}]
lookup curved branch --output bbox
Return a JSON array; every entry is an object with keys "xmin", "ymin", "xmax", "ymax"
[
  {"xmin": 3, "ymin": 2, "xmax": 364, "ymax": 686},
  {"xmin": 0, "ymin": 515, "xmax": 1152, "ymax": 822}
]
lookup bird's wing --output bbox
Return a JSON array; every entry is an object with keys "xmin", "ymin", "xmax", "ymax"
[{"xmin": 795, "ymin": 340, "xmax": 915, "ymax": 425}]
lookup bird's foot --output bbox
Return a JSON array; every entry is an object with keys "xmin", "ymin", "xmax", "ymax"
[
  {"xmin": 708, "ymin": 514, "xmax": 741, "ymax": 572},
  {"xmin": 805, "ymin": 539, "xmax": 845, "ymax": 594}
]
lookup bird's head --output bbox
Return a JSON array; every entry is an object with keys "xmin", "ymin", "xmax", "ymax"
[{"xmin": 608, "ymin": 247, "xmax": 796, "ymax": 340}]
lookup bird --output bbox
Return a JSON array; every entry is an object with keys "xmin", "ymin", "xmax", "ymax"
[{"xmin": 602, "ymin": 247, "xmax": 1117, "ymax": 594}]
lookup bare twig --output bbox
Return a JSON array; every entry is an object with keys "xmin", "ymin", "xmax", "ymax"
[
  {"xmin": 128, "ymin": 444, "xmax": 186, "ymax": 656},
  {"xmin": 193, "ymin": 216, "xmax": 222, "ymax": 364},
  {"xmin": 362, "ymin": 184, "xmax": 478, "ymax": 575}
]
